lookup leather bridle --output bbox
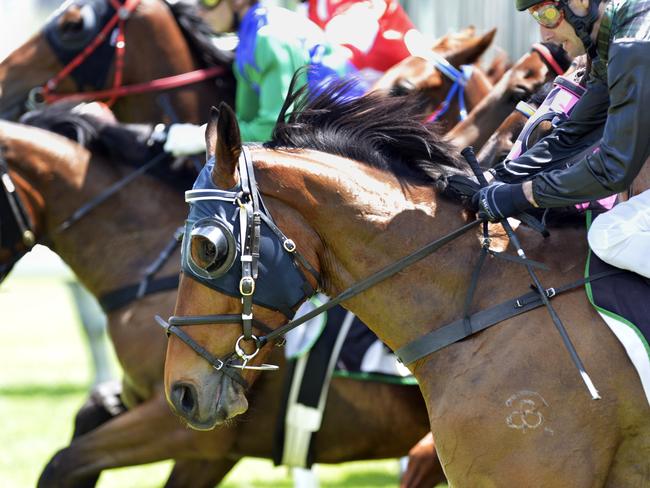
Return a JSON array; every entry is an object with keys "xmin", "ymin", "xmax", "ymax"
[
  {"xmin": 156, "ymin": 147, "xmax": 484, "ymax": 388},
  {"xmin": 0, "ymin": 147, "xmax": 37, "ymax": 282},
  {"xmin": 29, "ymin": 0, "xmax": 226, "ymax": 109}
]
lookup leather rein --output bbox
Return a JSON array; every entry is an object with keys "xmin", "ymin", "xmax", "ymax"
[{"xmin": 158, "ymin": 147, "xmax": 619, "ymax": 390}]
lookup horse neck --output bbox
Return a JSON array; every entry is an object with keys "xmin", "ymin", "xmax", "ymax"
[
  {"xmin": 445, "ymin": 76, "xmax": 523, "ymax": 151},
  {"xmin": 254, "ymin": 148, "xmax": 480, "ymax": 354},
  {"xmin": 6, "ymin": 125, "xmax": 186, "ymax": 297},
  {"xmin": 111, "ymin": 0, "xmax": 226, "ymax": 124}
]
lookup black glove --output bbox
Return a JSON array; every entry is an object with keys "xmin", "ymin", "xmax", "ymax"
[
  {"xmin": 473, "ymin": 182, "xmax": 533, "ymax": 221},
  {"xmin": 442, "ymin": 174, "xmax": 481, "ymax": 207}
]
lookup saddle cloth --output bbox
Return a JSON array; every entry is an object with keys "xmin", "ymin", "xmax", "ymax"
[
  {"xmin": 586, "ymin": 249, "xmax": 650, "ymax": 404},
  {"xmin": 284, "ymin": 294, "xmax": 414, "ymax": 382},
  {"xmin": 274, "ymin": 295, "xmax": 416, "ymax": 468}
]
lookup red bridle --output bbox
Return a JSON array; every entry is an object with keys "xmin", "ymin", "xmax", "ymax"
[{"xmin": 35, "ymin": 0, "xmax": 226, "ymax": 107}]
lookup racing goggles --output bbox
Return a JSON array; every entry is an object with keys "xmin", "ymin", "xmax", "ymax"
[
  {"xmin": 530, "ymin": 1, "xmax": 565, "ymax": 29},
  {"xmin": 199, "ymin": 0, "xmax": 222, "ymax": 9}
]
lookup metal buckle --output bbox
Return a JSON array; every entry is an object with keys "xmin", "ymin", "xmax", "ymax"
[
  {"xmin": 22, "ymin": 230, "xmax": 36, "ymax": 248},
  {"xmin": 212, "ymin": 358, "xmax": 225, "ymax": 371},
  {"xmin": 239, "ymin": 277, "xmax": 255, "ymax": 296},
  {"xmin": 26, "ymin": 87, "xmax": 46, "ymax": 110},
  {"xmin": 283, "ymin": 239, "xmax": 296, "ymax": 253},
  {"xmin": 545, "ymin": 287, "xmax": 556, "ymax": 298}
]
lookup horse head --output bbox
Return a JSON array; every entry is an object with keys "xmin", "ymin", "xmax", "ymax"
[
  {"xmin": 0, "ymin": 0, "xmax": 234, "ymax": 123},
  {"xmin": 371, "ymin": 28, "xmax": 496, "ymax": 129},
  {"xmin": 0, "ymin": 121, "xmax": 81, "ymax": 282},
  {"xmin": 164, "ymin": 103, "xmax": 322, "ymax": 429}
]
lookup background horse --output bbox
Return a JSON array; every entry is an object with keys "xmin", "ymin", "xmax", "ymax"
[
  {"xmin": 445, "ymin": 42, "xmax": 571, "ymax": 151},
  {"xmin": 0, "ymin": 110, "xmax": 436, "ymax": 487},
  {"xmin": 164, "ymin": 85, "xmax": 650, "ymax": 486},
  {"xmin": 0, "ymin": 0, "xmax": 235, "ymax": 123},
  {"xmin": 371, "ymin": 28, "xmax": 496, "ymax": 131}
]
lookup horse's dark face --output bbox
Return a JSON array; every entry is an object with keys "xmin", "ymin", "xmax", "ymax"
[
  {"xmin": 497, "ymin": 49, "xmax": 558, "ymax": 104},
  {"xmin": 0, "ymin": 125, "xmax": 47, "ymax": 284}
]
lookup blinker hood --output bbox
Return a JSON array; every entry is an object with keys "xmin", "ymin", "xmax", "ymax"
[{"xmin": 181, "ymin": 157, "xmax": 313, "ymax": 318}]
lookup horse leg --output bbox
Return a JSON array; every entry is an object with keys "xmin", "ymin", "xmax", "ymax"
[
  {"xmin": 164, "ymin": 458, "xmax": 240, "ymax": 488},
  {"xmin": 72, "ymin": 380, "xmax": 125, "ymax": 439},
  {"xmin": 38, "ymin": 392, "xmax": 238, "ymax": 488}
]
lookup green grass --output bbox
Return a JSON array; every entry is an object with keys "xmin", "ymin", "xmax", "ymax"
[{"xmin": 0, "ymin": 272, "xmax": 443, "ymax": 487}]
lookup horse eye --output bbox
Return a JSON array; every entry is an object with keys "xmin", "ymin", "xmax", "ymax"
[{"xmin": 189, "ymin": 226, "xmax": 229, "ymax": 273}]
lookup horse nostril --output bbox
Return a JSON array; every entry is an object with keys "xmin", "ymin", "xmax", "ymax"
[{"xmin": 171, "ymin": 382, "xmax": 197, "ymax": 417}]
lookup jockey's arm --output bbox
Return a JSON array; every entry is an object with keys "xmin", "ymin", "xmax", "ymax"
[
  {"xmin": 492, "ymin": 77, "xmax": 609, "ymax": 183},
  {"xmin": 236, "ymin": 35, "xmax": 299, "ymax": 142},
  {"xmin": 530, "ymin": 40, "xmax": 650, "ymax": 207}
]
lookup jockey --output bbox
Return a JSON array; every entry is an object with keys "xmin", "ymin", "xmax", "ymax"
[
  {"xmin": 164, "ymin": 0, "xmax": 357, "ymax": 153},
  {"xmin": 475, "ymin": 0, "xmax": 650, "ymax": 278},
  {"xmin": 304, "ymin": 0, "xmax": 419, "ymax": 76}
]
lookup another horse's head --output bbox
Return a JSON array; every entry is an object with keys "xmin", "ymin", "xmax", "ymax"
[
  {"xmin": 371, "ymin": 28, "xmax": 496, "ymax": 129},
  {"xmin": 0, "ymin": 0, "xmax": 234, "ymax": 123},
  {"xmin": 0, "ymin": 120, "xmax": 87, "ymax": 282}
]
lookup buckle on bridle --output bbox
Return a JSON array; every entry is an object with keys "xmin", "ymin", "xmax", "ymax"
[
  {"xmin": 235, "ymin": 334, "xmax": 260, "ymax": 362},
  {"xmin": 283, "ymin": 239, "xmax": 296, "ymax": 252},
  {"xmin": 239, "ymin": 276, "xmax": 255, "ymax": 296}
]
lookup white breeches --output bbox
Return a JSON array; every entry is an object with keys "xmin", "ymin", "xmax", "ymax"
[{"xmin": 588, "ymin": 189, "xmax": 650, "ymax": 278}]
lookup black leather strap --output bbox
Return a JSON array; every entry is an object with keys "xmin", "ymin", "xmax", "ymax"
[
  {"xmin": 396, "ymin": 269, "xmax": 622, "ymax": 365},
  {"xmin": 99, "ymin": 275, "xmax": 179, "ymax": 312}
]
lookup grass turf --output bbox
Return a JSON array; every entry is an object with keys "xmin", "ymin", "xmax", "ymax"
[{"xmin": 0, "ymin": 271, "xmax": 444, "ymax": 487}]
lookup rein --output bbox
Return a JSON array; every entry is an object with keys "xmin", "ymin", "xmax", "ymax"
[
  {"xmin": 30, "ymin": 0, "xmax": 227, "ymax": 108},
  {"xmin": 0, "ymin": 148, "xmax": 36, "ymax": 250},
  {"xmin": 156, "ymin": 147, "xmax": 483, "ymax": 387}
]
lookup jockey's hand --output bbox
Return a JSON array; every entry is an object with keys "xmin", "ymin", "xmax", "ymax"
[
  {"xmin": 472, "ymin": 181, "xmax": 532, "ymax": 222},
  {"xmin": 443, "ymin": 174, "xmax": 481, "ymax": 207},
  {"xmin": 163, "ymin": 123, "xmax": 207, "ymax": 156}
]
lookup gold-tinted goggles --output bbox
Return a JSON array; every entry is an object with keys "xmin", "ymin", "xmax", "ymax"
[
  {"xmin": 199, "ymin": 0, "xmax": 222, "ymax": 10},
  {"xmin": 530, "ymin": 1, "xmax": 564, "ymax": 29}
]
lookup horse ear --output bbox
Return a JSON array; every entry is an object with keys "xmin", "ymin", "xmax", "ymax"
[
  {"xmin": 205, "ymin": 106, "xmax": 219, "ymax": 159},
  {"xmin": 209, "ymin": 102, "xmax": 242, "ymax": 189},
  {"xmin": 445, "ymin": 28, "xmax": 496, "ymax": 68}
]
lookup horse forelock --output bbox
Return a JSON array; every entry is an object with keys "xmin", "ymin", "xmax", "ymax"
[{"xmin": 266, "ymin": 72, "xmax": 470, "ymax": 188}]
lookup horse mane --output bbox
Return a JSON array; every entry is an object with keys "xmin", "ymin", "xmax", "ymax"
[
  {"xmin": 19, "ymin": 103, "xmax": 196, "ymax": 192},
  {"xmin": 266, "ymin": 71, "xmax": 470, "ymax": 187},
  {"xmin": 165, "ymin": 0, "xmax": 235, "ymax": 67}
]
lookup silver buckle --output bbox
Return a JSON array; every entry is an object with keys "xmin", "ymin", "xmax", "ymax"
[
  {"xmin": 283, "ymin": 239, "xmax": 296, "ymax": 252},
  {"xmin": 239, "ymin": 277, "xmax": 255, "ymax": 296}
]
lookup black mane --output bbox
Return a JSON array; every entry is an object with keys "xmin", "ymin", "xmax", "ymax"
[
  {"xmin": 266, "ymin": 72, "xmax": 469, "ymax": 186},
  {"xmin": 20, "ymin": 103, "xmax": 196, "ymax": 192},
  {"xmin": 166, "ymin": 1, "xmax": 235, "ymax": 68}
]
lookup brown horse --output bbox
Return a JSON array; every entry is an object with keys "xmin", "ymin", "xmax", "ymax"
[
  {"xmin": 0, "ymin": 111, "xmax": 435, "ymax": 487},
  {"xmin": 445, "ymin": 42, "xmax": 571, "ymax": 152},
  {"xmin": 163, "ymin": 85, "xmax": 650, "ymax": 486},
  {"xmin": 0, "ymin": 0, "xmax": 235, "ymax": 123},
  {"xmin": 371, "ymin": 28, "xmax": 496, "ymax": 130}
]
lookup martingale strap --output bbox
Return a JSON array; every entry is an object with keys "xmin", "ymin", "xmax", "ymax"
[{"xmin": 396, "ymin": 269, "xmax": 623, "ymax": 365}]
